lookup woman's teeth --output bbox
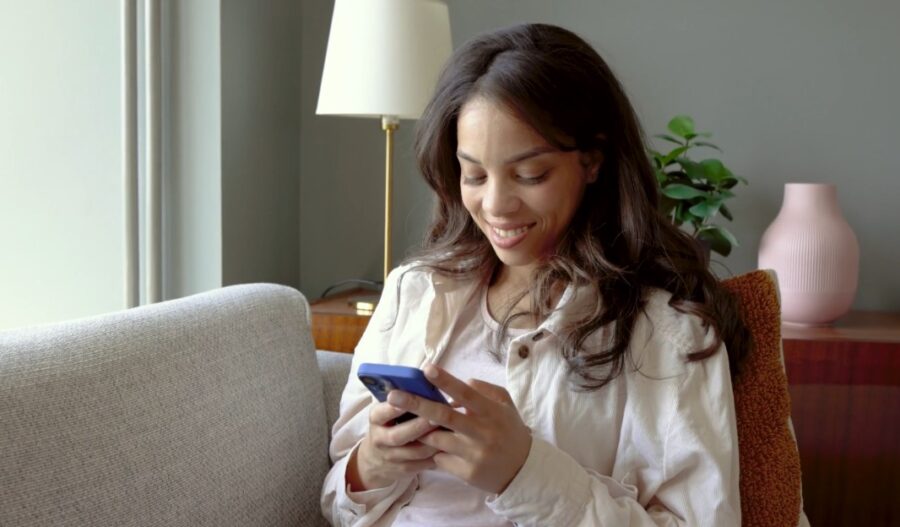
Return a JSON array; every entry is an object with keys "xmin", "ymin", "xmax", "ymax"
[{"xmin": 492, "ymin": 225, "xmax": 531, "ymax": 238}]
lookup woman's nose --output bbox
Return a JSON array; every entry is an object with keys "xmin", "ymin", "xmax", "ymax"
[{"xmin": 482, "ymin": 176, "xmax": 519, "ymax": 216}]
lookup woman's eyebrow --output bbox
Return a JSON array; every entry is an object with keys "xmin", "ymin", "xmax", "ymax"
[{"xmin": 456, "ymin": 146, "xmax": 556, "ymax": 166}]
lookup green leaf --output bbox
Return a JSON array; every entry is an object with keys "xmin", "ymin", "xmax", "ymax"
[
  {"xmin": 697, "ymin": 230, "xmax": 731, "ymax": 257},
  {"xmin": 675, "ymin": 203, "xmax": 701, "ymax": 227},
  {"xmin": 722, "ymin": 178, "xmax": 739, "ymax": 189},
  {"xmin": 655, "ymin": 134, "xmax": 684, "ymax": 146},
  {"xmin": 720, "ymin": 204, "xmax": 733, "ymax": 221},
  {"xmin": 721, "ymin": 166, "xmax": 735, "ymax": 181},
  {"xmin": 677, "ymin": 158, "xmax": 706, "ymax": 181},
  {"xmin": 718, "ymin": 226, "xmax": 738, "ymax": 247},
  {"xmin": 682, "ymin": 210, "xmax": 704, "ymax": 229},
  {"xmin": 662, "ymin": 146, "xmax": 690, "ymax": 166},
  {"xmin": 700, "ymin": 159, "xmax": 728, "ymax": 183},
  {"xmin": 697, "ymin": 225, "xmax": 739, "ymax": 257},
  {"xmin": 661, "ymin": 184, "xmax": 707, "ymax": 200},
  {"xmin": 659, "ymin": 170, "xmax": 691, "ymax": 188},
  {"xmin": 689, "ymin": 199, "xmax": 723, "ymax": 219},
  {"xmin": 668, "ymin": 115, "xmax": 695, "ymax": 138},
  {"xmin": 696, "ymin": 132, "xmax": 713, "ymax": 138},
  {"xmin": 666, "ymin": 170, "xmax": 690, "ymax": 181},
  {"xmin": 694, "ymin": 141, "xmax": 722, "ymax": 152},
  {"xmin": 721, "ymin": 174, "xmax": 748, "ymax": 188},
  {"xmin": 716, "ymin": 189, "xmax": 736, "ymax": 199}
]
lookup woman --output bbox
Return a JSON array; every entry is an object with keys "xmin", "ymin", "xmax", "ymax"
[{"xmin": 321, "ymin": 23, "xmax": 750, "ymax": 526}]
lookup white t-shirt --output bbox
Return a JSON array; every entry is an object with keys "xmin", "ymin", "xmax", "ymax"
[{"xmin": 392, "ymin": 287, "xmax": 527, "ymax": 526}]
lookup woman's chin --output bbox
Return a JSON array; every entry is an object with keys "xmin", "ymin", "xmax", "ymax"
[{"xmin": 492, "ymin": 250, "xmax": 539, "ymax": 271}]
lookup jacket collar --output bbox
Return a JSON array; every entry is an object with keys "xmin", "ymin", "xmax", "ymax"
[
  {"xmin": 423, "ymin": 268, "xmax": 481, "ymax": 364},
  {"xmin": 423, "ymin": 267, "xmax": 599, "ymax": 357}
]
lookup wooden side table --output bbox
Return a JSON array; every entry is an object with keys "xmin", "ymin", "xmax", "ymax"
[
  {"xmin": 309, "ymin": 288, "xmax": 374, "ymax": 353},
  {"xmin": 782, "ymin": 311, "xmax": 900, "ymax": 527}
]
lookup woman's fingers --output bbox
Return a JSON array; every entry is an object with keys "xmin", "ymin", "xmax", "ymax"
[
  {"xmin": 383, "ymin": 416, "xmax": 441, "ymax": 447},
  {"xmin": 382, "ymin": 441, "xmax": 439, "ymax": 462},
  {"xmin": 369, "ymin": 405, "xmax": 440, "ymax": 447},
  {"xmin": 418, "ymin": 429, "xmax": 469, "ymax": 457},
  {"xmin": 387, "ymin": 389, "xmax": 480, "ymax": 436},
  {"xmin": 467, "ymin": 379, "xmax": 514, "ymax": 405},
  {"xmin": 356, "ymin": 401, "xmax": 444, "ymax": 490},
  {"xmin": 369, "ymin": 400, "xmax": 406, "ymax": 426},
  {"xmin": 423, "ymin": 365, "xmax": 492, "ymax": 414},
  {"xmin": 355, "ymin": 437, "xmax": 436, "ymax": 490},
  {"xmin": 431, "ymin": 451, "xmax": 477, "ymax": 484},
  {"xmin": 365, "ymin": 373, "xmax": 532, "ymax": 495}
]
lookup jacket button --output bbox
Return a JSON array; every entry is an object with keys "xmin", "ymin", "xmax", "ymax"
[
  {"xmin": 531, "ymin": 330, "xmax": 545, "ymax": 341},
  {"xmin": 518, "ymin": 345, "xmax": 530, "ymax": 359}
]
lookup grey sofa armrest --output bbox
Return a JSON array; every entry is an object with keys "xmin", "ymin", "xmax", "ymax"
[
  {"xmin": 1, "ymin": 284, "xmax": 329, "ymax": 527},
  {"xmin": 316, "ymin": 350, "xmax": 353, "ymax": 435}
]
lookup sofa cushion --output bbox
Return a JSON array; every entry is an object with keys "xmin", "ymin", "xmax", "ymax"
[{"xmin": 0, "ymin": 284, "xmax": 329, "ymax": 527}]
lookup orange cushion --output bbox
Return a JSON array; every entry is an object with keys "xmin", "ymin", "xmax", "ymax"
[{"xmin": 722, "ymin": 270, "xmax": 803, "ymax": 527}]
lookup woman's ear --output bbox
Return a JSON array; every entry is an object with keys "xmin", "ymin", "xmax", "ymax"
[{"xmin": 581, "ymin": 150, "xmax": 603, "ymax": 184}]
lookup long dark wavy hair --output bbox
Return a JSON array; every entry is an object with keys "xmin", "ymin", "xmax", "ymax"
[{"xmin": 402, "ymin": 23, "xmax": 750, "ymax": 390}]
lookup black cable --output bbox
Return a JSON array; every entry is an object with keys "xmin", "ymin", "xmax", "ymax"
[{"xmin": 319, "ymin": 279, "xmax": 383, "ymax": 299}]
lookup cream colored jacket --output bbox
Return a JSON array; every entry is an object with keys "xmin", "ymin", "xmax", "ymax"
[{"xmin": 321, "ymin": 263, "xmax": 743, "ymax": 526}]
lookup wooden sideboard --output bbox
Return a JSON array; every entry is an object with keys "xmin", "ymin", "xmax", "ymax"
[
  {"xmin": 782, "ymin": 312, "xmax": 900, "ymax": 526},
  {"xmin": 310, "ymin": 298, "xmax": 900, "ymax": 525}
]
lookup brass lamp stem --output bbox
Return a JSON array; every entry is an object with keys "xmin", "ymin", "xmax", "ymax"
[{"xmin": 382, "ymin": 116, "xmax": 399, "ymax": 282}]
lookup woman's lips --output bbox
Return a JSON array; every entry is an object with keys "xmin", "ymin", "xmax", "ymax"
[{"xmin": 487, "ymin": 223, "xmax": 535, "ymax": 249}]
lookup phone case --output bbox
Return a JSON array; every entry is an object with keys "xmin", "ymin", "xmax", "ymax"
[
  {"xmin": 357, "ymin": 363, "xmax": 449, "ymax": 423},
  {"xmin": 357, "ymin": 363, "xmax": 448, "ymax": 403}
]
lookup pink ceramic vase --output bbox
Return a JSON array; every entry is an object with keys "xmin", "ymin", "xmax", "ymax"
[{"xmin": 758, "ymin": 183, "xmax": 859, "ymax": 326}]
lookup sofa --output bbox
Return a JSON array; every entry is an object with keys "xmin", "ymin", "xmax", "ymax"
[{"xmin": 0, "ymin": 284, "xmax": 351, "ymax": 526}]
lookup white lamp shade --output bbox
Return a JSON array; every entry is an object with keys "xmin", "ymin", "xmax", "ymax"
[{"xmin": 316, "ymin": 0, "xmax": 452, "ymax": 120}]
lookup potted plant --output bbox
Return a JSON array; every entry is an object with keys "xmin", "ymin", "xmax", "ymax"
[{"xmin": 649, "ymin": 115, "xmax": 747, "ymax": 257}]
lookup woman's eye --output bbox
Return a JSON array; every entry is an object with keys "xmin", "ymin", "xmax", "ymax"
[
  {"xmin": 462, "ymin": 173, "xmax": 486, "ymax": 185},
  {"xmin": 517, "ymin": 171, "xmax": 549, "ymax": 184}
]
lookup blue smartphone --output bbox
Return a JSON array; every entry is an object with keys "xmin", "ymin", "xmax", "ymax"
[{"xmin": 357, "ymin": 363, "xmax": 449, "ymax": 424}]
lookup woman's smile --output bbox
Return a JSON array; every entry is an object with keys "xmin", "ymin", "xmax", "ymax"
[{"xmin": 487, "ymin": 222, "xmax": 536, "ymax": 248}]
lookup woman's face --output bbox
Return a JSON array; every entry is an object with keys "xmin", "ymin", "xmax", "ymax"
[{"xmin": 457, "ymin": 97, "xmax": 601, "ymax": 278}]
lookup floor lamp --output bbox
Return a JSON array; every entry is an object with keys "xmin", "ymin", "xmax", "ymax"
[{"xmin": 316, "ymin": 0, "xmax": 452, "ymax": 291}]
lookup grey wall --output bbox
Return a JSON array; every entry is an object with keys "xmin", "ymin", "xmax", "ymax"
[
  {"xmin": 221, "ymin": 0, "xmax": 301, "ymax": 289},
  {"xmin": 299, "ymin": 0, "xmax": 900, "ymax": 310}
]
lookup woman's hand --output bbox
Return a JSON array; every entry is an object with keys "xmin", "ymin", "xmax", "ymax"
[
  {"xmin": 386, "ymin": 365, "xmax": 533, "ymax": 495},
  {"xmin": 347, "ymin": 401, "xmax": 440, "ymax": 492}
]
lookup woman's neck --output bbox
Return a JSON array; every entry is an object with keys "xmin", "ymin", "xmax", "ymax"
[
  {"xmin": 492, "ymin": 264, "xmax": 533, "ymax": 293},
  {"xmin": 486, "ymin": 263, "xmax": 568, "ymax": 326},
  {"xmin": 487, "ymin": 264, "xmax": 536, "ymax": 328}
]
